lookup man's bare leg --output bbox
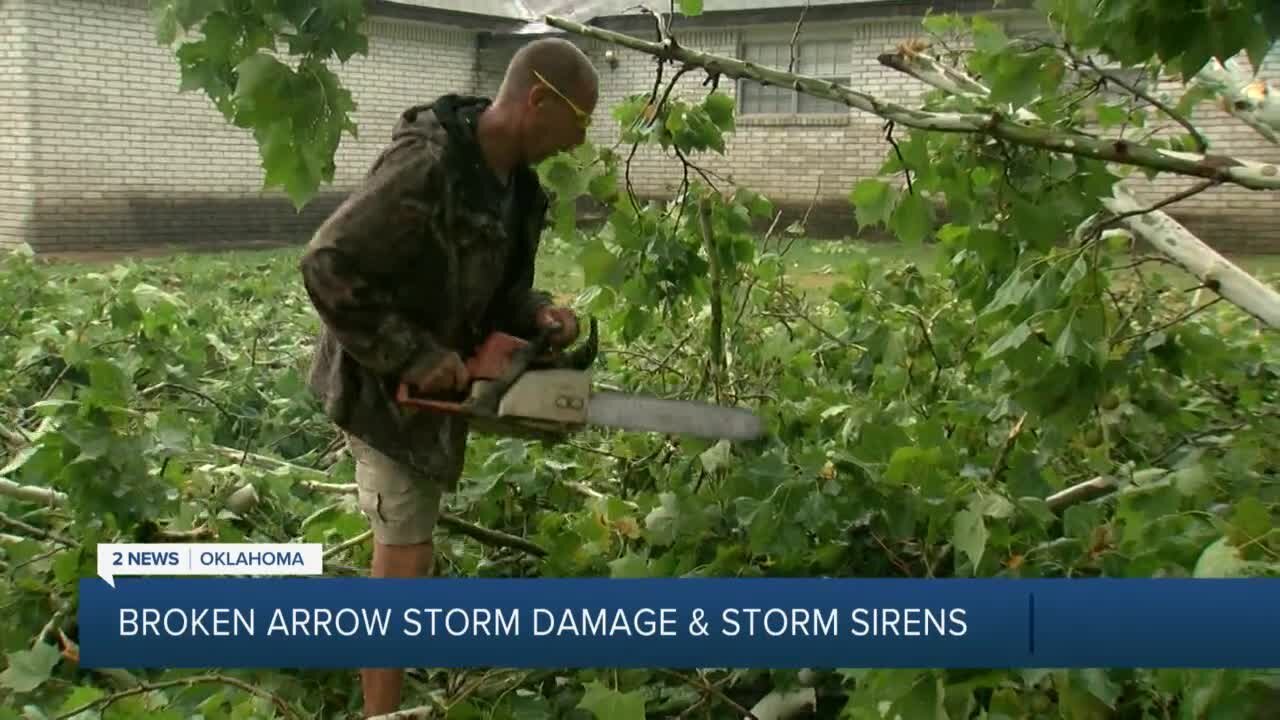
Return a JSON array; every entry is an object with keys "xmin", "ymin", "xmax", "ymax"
[{"xmin": 362, "ymin": 541, "xmax": 434, "ymax": 718}]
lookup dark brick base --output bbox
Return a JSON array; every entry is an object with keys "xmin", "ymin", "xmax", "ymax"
[
  {"xmin": 24, "ymin": 192, "xmax": 350, "ymax": 255},
  {"xmin": 17, "ymin": 191, "xmax": 1278, "ymax": 257}
]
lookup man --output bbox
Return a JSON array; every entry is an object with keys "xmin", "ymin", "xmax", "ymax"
[{"xmin": 298, "ymin": 37, "xmax": 598, "ymax": 717}]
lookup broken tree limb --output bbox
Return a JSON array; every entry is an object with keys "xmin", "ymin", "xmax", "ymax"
[
  {"xmin": 877, "ymin": 47, "xmax": 1041, "ymax": 124},
  {"xmin": 1195, "ymin": 58, "xmax": 1280, "ymax": 145},
  {"xmin": 294, "ymin": 477, "xmax": 549, "ymax": 557},
  {"xmin": 0, "ymin": 477, "xmax": 67, "ymax": 506},
  {"xmin": 1101, "ymin": 184, "xmax": 1280, "ymax": 329},
  {"xmin": 51, "ymin": 674, "xmax": 303, "ymax": 720},
  {"xmin": 874, "ymin": 41, "xmax": 1280, "ymax": 329},
  {"xmin": 0, "ymin": 479, "xmax": 214, "ymax": 541},
  {"xmin": 543, "ymin": 15, "xmax": 1280, "ymax": 191},
  {"xmin": 1046, "ymin": 476, "xmax": 1116, "ymax": 513}
]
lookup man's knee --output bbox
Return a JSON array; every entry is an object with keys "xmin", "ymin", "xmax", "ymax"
[{"xmin": 349, "ymin": 436, "xmax": 445, "ymax": 547}]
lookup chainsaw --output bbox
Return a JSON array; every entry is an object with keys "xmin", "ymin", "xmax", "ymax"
[{"xmin": 395, "ymin": 317, "xmax": 765, "ymax": 444}]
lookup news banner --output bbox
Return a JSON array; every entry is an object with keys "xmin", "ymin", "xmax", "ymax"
[{"xmin": 79, "ymin": 542, "xmax": 1280, "ymax": 669}]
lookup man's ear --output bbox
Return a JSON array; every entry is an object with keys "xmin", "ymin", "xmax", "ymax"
[{"xmin": 526, "ymin": 84, "xmax": 549, "ymax": 111}]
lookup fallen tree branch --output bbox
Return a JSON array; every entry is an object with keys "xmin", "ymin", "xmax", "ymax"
[
  {"xmin": 323, "ymin": 529, "xmax": 372, "ymax": 559},
  {"xmin": 1100, "ymin": 184, "xmax": 1280, "ymax": 329},
  {"xmin": 1046, "ymin": 476, "xmax": 1115, "ymax": 513},
  {"xmin": 878, "ymin": 45, "xmax": 1041, "ymax": 124},
  {"xmin": 1195, "ymin": 58, "xmax": 1280, "ymax": 145},
  {"xmin": 440, "ymin": 514, "xmax": 547, "ymax": 557},
  {"xmin": 543, "ymin": 15, "xmax": 1280, "ymax": 191},
  {"xmin": 0, "ymin": 479, "xmax": 214, "ymax": 541},
  {"xmin": 661, "ymin": 670, "xmax": 759, "ymax": 720},
  {"xmin": 871, "ymin": 40, "xmax": 1280, "ymax": 329},
  {"xmin": 53, "ymin": 673, "xmax": 303, "ymax": 720},
  {"xmin": 0, "ymin": 510, "xmax": 74, "ymax": 546},
  {"xmin": 0, "ymin": 477, "xmax": 67, "ymax": 506},
  {"xmin": 1073, "ymin": 54, "xmax": 1207, "ymax": 153},
  {"xmin": 1096, "ymin": 178, "xmax": 1221, "ymax": 230},
  {"xmin": 699, "ymin": 195, "xmax": 725, "ymax": 402},
  {"xmin": 296, "ymin": 478, "xmax": 549, "ymax": 557}
]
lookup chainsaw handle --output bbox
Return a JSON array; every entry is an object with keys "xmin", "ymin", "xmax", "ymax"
[{"xmin": 464, "ymin": 324, "xmax": 557, "ymax": 415}]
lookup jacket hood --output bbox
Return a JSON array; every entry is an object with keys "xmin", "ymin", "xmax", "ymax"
[
  {"xmin": 392, "ymin": 94, "xmax": 492, "ymax": 145},
  {"xmin": 390, "ymin": 94, "xmax": 546, "ymax": 218}
]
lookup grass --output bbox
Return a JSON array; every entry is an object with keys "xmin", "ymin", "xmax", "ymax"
[{"xmin": 28, "ymin": 236, "xmax": 1280, "ymax": 303}]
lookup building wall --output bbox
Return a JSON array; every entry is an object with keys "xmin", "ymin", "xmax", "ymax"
[
  {"xmin": 480, "ymin": 12, "xmax": 1280, "ymax": 251},
  {"xmin": 0, "ymin": 0, "xmax": 35, "ymax": 251},
  {"xmin": 8, "ymin": 0, "xmax": 478, "ymax": 253},
  {"xmin": 5, "ymin": 0, "xmax": 1279, "ymax": 254}
]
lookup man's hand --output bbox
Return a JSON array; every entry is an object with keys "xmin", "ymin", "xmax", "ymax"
[
  {"xmin": 403, "ymin": 352, "xmax": 470, "ymax": 395},
  {"xmin": 536, "ymin": 305, "xmax": 579, "ymax": 347}
]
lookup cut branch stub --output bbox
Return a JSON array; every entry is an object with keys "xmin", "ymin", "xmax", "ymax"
[
  {"xmin": 1195, "ymin": 58, "xmax": 1280, "ymax": 146},
  {"xmin": 543, "ymin": 15, "xmax": 1280, "ymax": 191}
]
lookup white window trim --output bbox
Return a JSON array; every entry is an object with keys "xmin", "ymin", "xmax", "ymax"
[{"xmin": 735, "ymin": 25, "xmax": 853, "ymax": 120}]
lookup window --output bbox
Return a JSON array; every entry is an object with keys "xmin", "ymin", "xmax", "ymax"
[{"xmin": 738, "ymin": 38, "xmax": 851, "ymax": 115}]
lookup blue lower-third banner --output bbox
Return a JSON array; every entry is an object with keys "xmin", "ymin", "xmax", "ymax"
[{"xmin": 77, "ymin": 577, "xmax": 1280, "ymax": 668}]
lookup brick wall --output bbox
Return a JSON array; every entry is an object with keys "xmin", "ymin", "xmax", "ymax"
[
  {"xmin": 479, "ymin": 12, "xmax": 1280, "ymax": 251},
  {"xmin": 8, "ymin": 0, "xmax": 478, "ymax": 253},
  {"xmin": 0, "ymin": 0, "xmax": 35, "ymax": 251},
  {"xmin": 6, "ymin": 1, "xmax": 1279, "ymax": 254}
]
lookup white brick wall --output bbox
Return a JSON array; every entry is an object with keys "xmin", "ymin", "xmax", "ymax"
[
  {"xmin": 0, "ymin": 0, "xmax": 35, "ymax": 250},
  {"xmin": 3, "ymin": 1, "xmax": 1279, "ymax": 253},
  {"xmin": 6, "ymin": 0, "xmax": 479, "ymax": 252}
]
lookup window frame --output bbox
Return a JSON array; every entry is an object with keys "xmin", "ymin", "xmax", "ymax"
[{"xmin": 735, "ymin": 28, "xmax": 853, "ymax": 119}]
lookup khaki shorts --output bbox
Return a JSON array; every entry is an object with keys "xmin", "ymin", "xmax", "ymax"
[{"xmin": 347, "ymin": 434, "xmax": 445, "ymax": 546}]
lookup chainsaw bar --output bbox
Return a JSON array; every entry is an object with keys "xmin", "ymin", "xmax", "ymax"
[{"xmin": 586, "ymin": 390, "xmax": 765, "ymax": 442}]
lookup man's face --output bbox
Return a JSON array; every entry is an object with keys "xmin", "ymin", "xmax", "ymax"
[{"xmin": 523, "ymin": 74, "xmax": 597, "ymax": 163}]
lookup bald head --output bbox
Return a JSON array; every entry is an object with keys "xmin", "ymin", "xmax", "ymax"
[{"xmin": 498, "ymin": 37, "xmax": 598, "ymax": 107}]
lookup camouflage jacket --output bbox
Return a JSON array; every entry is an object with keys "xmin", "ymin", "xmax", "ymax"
[{"xmin": 299, "ymin": 95, "xmax": 552, "ymax": 488}]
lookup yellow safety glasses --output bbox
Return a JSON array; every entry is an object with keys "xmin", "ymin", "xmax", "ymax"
[{"xmin": 532, "ymin": 69, "xmax": 592, "ymax": 130}]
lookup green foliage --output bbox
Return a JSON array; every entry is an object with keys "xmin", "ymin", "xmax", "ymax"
[
  {"xmin": 15, "ymin": 0, "xmax": 1279, "ymax": 716},
  {"xmin": 1042, "ymin": 0, "xmax": 1280, "ymax": 77},
  {"xmin": 148, "ymin": 0, "xmax": 366, "ymax": 209}
]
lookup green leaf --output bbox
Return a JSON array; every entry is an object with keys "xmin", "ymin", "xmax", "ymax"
[
  {"xmin": 699, "ymin": 440, "xmax": 732, "ymax": 473},
  {"xmin": 678, "ymin": 0, "xmax": 703, "ymax": 16},
  {"xmin": 233, "ymin": 52, "xmax": 291, "ymax": 105},
  {"xmin": 988, "ymin": 52, "xmax": 1045, "ymax": 107},
  {"xmin": 578, "ymin": 238, "xmax": 624, "ymax": 288},
  {"xmin": 1073, "ymin": 668, "xmax": 1121, "ymax": 709},
  {"xmin": 151, "ymin": 2, "xmax": 179, "ymax": 45},
  {"xmin": 1229, "ymin": 496, "xmax": 1271, "ymax": 543},
  {"xmin": 971, "ymin": 15, "xmax": 1009, "ymax": 54},
  {"xmin": 890, "ymin": 190, "xmax": 932, "ymax": 245},
  {"xmin": 1194, "ymin": 536, "xmax": 1249, "ymax": 577},
  {"xmin": 1095, "ymin": 103, "xmax": 1128, "ymax": 128},
  {"xmin": 57, "ymin": 686, "xmax": 105, "ymax": 714},
  {"xmin": 851, "ymin": 179, "xmax": 895, "ymax": 230},
  {"xmin": 0, "ymin": 644, "xmax": 62, "ymax": 693},
  {"xmin": 174, "ymin": 0, "xmax": 224, "ymax": 29},
  {"xmin": 703, "ymin": 92, "xmax": 735, "ymax": 132},
  {"xmin": 578, "ymin": 680, "xmax": 647, "ymax": 720},
  {"xmin": 608, "ymin": 552, "xmax": 649, "ymax": 578},
  {"xmin": 983, "ymin": 320, "xmax": 1033, "ymax": 360},
  {"xmin": 953, "ymin": 509, "xmax": 988, "ymax": 573}
]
